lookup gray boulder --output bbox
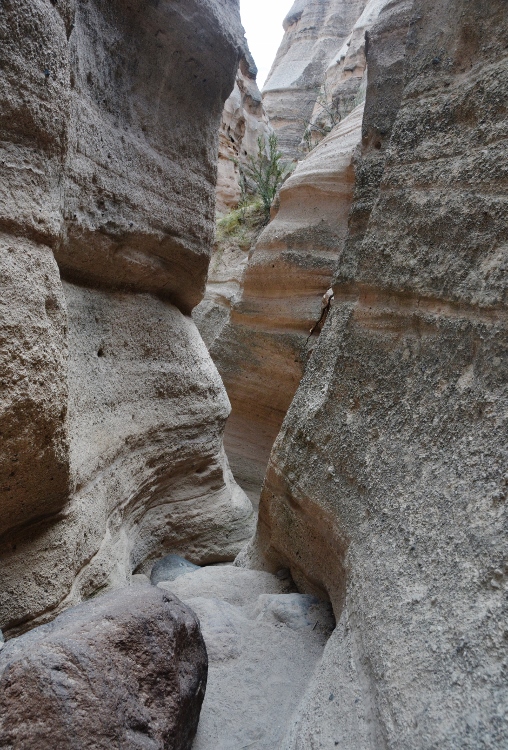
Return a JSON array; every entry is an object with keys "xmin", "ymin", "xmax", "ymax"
[
  {"xmin": 0, "ymin": 586, "xmax": 207, "ymax": 749},
  {"xmin": 151, "ymin": 554, "xmax": 201, "ymax": 586}
]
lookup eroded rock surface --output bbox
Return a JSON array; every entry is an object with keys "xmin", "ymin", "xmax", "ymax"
[
  {"xmin": 242, "ymin": 0, "xmax": 508, "ymax": 746},
  {"xmin": 304, "ymin": 0, "xmax": 388, "ymax": 149},
  {"xmin": 198, "ymin": 104, "xmax": 364, "ymax": 504},
  {"xmin": 0, "ymin": 0, "xmax": 254, "ymax": 637},
  {"xmin": 0, "ymin": 586, "xmax": 207, "ymax": 750},
  {"xmin": 196, "ymin": 0, "xmax": 402, "ymax": 504},
  {"xmin": 159, "ymin": 566, "xmax": 334, "ymax": 749},
  {"xmin": 216, "ymin": 50, "xmax": 271, "ymax": 213},
  {"xmin": 263, "ymin": 0, "xmax": 368, "ymax": 156}
]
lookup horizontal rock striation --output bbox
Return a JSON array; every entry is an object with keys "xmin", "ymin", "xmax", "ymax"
[
  {"xmin": 304, "ymin": 0, "xmax": 388, "ymax": 149},
  {"xmin": 0, "ymin": 586, "xmax": 207, "ymax": 749},
  {"xmin": 199, "ymin": 104, "xmax": 364, "ymax": 504},
  {"xmin": 0, "ymin": 0, "xmax": 254, "ymax": 637},
  {"xmin": 196, "ymin": 0, "xmax": 401, "ymax": 504},
  {"xmin": 262, "ymin": 0, "xmax": 368, "ymax": 156},
  {"xmin": 216, "ymin": 50, "xmax": 271, "ymax": 214},
  {"xmin": 243, "ymin": 0, "xmax": 508, "ymax": 746}
]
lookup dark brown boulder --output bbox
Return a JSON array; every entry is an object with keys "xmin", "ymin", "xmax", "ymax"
[{"xmin": 0, "ymin": 586, "xmax": 207, "ymax": 750}]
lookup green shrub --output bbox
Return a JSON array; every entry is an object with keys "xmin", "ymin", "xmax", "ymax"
[{"xmin": 241, "ymin": 133, "xmax": 293, "ymax": 218}]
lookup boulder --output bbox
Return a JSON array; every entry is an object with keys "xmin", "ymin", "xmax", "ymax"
[
  {"xmin": 253, "ymin": 593, "xmax": 335, "ymax": 631},
  {"xmin": 0, "ymin": 586, "xmax": 207, "ymax": 750}
]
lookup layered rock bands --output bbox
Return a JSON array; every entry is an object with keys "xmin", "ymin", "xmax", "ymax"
[
  {"xmin": 196, "ymin": 0, "xmax": 397, "ymax": 504},
  {"xmin": 240, "ymin": 0, "xmax": 508, "ymax": 746},
  {"xmin": 216, "ymin": 49, "xmax": 271, "ymax": 214},
  {"xmin": 263, "ymin": 0, "xmax": 371, "ymax": 157},
  {"xmin": 0, "ymin": 0, "xmax": 254, "ymax": 637}
]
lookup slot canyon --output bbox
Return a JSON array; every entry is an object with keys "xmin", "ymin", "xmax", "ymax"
[{"xmin": 0, "ymin": 0, "xmax": 506, "ymax": 748}]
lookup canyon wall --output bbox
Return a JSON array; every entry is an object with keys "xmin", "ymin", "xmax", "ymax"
[
  {"xmin": 196, "ymin": 0, "xmax": 396, "ymax": 503},
  {"xmin": 263, "ymin": 0, "xmax": 368, "ymax": 156},
  {"xmin": 216, "ymin": 50, "xmax": 271, "ymax": 214},
  {"xmin": 206, "ymin": 104, "xmax": 364, "ymax": 504},
  {"xmin": 304, "ymin": 0, "xmax": 384, "ymax": 148},
  {"xmin": 0, "ymin": 0, "xmax": 254, "ymax": 637},
  {"xmin": 241, "ymin": 0, "xmax": 508, "ymax": 746}
]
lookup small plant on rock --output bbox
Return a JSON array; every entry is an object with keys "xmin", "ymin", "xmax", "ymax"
[
  {"xmin": 215, "ymin": 195, "xmax": 266, "ymax": 255},
  {"xmin": 242, "ymin": 133, "xmax": 293, "ymax": 219}
]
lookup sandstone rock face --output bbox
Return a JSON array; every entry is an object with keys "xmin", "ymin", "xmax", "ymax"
[
  {"xmin": 0, "ymin": 237, "xmax": 69, "ymax": 537},
  {"xmin": 0, "ymin": 586, "xmax": 207, "ymax": 749},
  {"xmin": 243, "ymin": 0, "xmax": 508, "ymax": 746},
  {"xmin": 198, "ymin": 104, "xmax": 364, "ymax": 504},
  {"xmin": 216, "ymin": 51, "xmax": 271, "ymax": 214},
  {"xmin": 0, "ymin": 0, "xmax": 255, "ymax": 637},
  {"xmin": 0, "ymin": 1, "xmax": 71, "ymax": 537},
  {"xmin": 263, "ymin": 0, "xmax": 367, "ymax": 156},
  {"xmin": 196, "ymin": 0, "xmax": 400, "ymax": 505},
  {"xmin": 159, "ymin": 566, "xmax": 334, "ymax": 749},
  {"xmin": 59, "ymin": 0, "xmax": 244, "ymax": 314},
  {"xmin": 304, "ymin": 0, "xmax": 387, "ymax": 149}
]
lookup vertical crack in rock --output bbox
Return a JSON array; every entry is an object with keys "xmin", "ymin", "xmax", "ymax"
[
  {"xmin": 215, "ymin": 46, "xmax": 272, "ymax": 214},
  {"xmin": 195, "ymin": 0, "xmax": 396, "ymax": 506}
]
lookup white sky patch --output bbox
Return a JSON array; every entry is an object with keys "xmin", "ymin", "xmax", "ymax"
[{"xmin": 239, "ymin": 0, "xmax": 291, "ymax": 89}]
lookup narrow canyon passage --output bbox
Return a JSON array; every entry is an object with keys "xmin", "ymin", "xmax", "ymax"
[{"xmin": 0, "ymin": 0, "xmax": 506, "ymax": 748}]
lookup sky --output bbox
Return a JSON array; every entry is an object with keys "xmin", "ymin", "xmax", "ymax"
[{"xmin": 239, "ymin": 0, "xmax": 292, "ymax": 89}]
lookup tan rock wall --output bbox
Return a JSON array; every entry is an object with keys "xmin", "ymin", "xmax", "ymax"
[
  {"xmin": 59, "ymin": 0, "xmax": 243, "ymax": 313},
  {"xmin": 0, "ymin": 1, "xmax": 71, "ymax": 537},
  {"xmin": 216, "ymin": 53, "xmax": 271, "ymax": 214},
  {"xmin": 200, "ymin": 105, "xmax": 364, "ymax": 503},
  {"xmin": 263, "ymin": 0, "xmax": 368, "ymax": 156},
  {"xmin": 0, "ymin": 0, "xmax": 255, "ymax": 637},
  {"xmin": 242, "ymin": 0, "xmax": 508, "ymax": 746},
  {"xmin": 197, "ymin": 0, "xmax": 402, "ymax": 504},
  {"xmin": 305, "ymin": 0, "xmax": 387, "ymax": 148}
]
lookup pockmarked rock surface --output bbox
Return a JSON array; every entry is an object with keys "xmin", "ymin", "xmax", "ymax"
[
  {"xmin": 159, "ymin": 566, "xmax": 334, "ymax": 749},
  {"xmin": 0, "ymin": 586, "xmax": 207, "ymax": 750},
  {"xmin": 216, "ymin": 49, "xmax": 271, "ymax": 213},
  {"xmin": 262, "ymin": 0, "xmax": 368, "ymax": 156},
  {"xmin": 198, "ymin": 104, "xmax": 364, "ymax": 504},
  {"xmin": 0, "ymin": 0, "xmax": 255, "ymax": 637},
  {"xmin": 242, "ymin": 0, "xmax": 508, "ymax": 747},
  {"xmin": 58, "ymin": 0, "xmax": 245, "ymax": 314}
]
